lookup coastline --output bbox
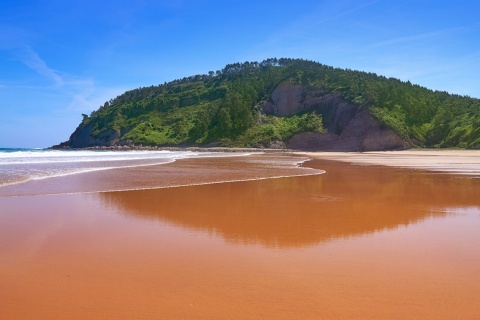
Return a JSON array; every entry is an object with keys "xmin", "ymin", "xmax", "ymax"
[
  {"xmin": 49, "ymin": 145, "xmax": 294, "ymax": 153},
  {"xmin": 2, "ymin": 149, "xmax": 479, "ymax": 197},
  {"xmin": 49, "ymin": 145, "xmax": 480, "ymax": 175},
  {"xmin": 0, "ymin": 153, "xmax": 323, "ymax": 197}
]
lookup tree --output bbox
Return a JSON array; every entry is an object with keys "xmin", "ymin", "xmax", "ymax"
[
  {"xmin": 189, "ymin": 111, "xmax": 210, "ymax": 141},
  {"xmin": 217, "ymin": 108, "xmax": 232, "ymax": 134}
]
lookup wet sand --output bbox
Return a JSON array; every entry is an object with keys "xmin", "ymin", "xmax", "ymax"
[
  {"xmin": 0, "ymin": 153, "xmax": 320, "ymax": 197},
  {"xmin": 1, "ymin": 152, "xmax": 480, "ymax": 319}
]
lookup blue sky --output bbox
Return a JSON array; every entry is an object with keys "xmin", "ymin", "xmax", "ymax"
[{"xmin": 1, "ymin": 0, "xmax": 479, "ymax": 148}]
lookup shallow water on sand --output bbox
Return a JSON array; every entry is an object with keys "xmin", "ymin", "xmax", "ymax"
[
  {"xmin": 0, "ymin": 149, "xmax": 204, "ymax": 187},
  {"xmin": 0, "ymin": 153, "xmax": 320, "ymax": 197},
  {"xmin": 0, "ymin": 157, "xmax": 479, "ymax": 319}
]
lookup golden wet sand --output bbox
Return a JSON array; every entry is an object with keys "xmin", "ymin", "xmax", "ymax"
[{"xmin": 1, "ymin": 152, "xmax": 479, "ymax": 319}]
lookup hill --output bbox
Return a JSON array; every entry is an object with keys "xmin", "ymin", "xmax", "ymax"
[{"xmin": 55, "ymin": 58, "xmax": 480, "ymax": 151}]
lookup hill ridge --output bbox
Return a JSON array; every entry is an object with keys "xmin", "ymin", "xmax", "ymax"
[{"xmin": 54, "ymin": 58, "xmax": 480, "ymax": 151}]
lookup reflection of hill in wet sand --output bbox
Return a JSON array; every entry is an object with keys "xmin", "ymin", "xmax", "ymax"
[{"xmin": 98, "ymin": 159, "xmax": 480, "ymax": 247}]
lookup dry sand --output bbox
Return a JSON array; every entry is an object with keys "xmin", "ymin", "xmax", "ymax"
[{"xmin": 299, "ymin": 149, "xmax": 480, "ymax": 175}]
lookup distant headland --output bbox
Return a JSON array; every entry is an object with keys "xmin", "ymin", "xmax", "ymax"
[{"xmin": 53, "ymin": 58, "xmax": 480, "ymax": 151}]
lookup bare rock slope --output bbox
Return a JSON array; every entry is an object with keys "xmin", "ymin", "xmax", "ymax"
[{"xmin": 261, "ymin": 80, "xmax": 409, "ymax": 151}]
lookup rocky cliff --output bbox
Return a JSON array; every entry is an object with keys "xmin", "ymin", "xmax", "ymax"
[{"xmin": 261, "ymin": 80, "xmax": 408, "ymax": 151}]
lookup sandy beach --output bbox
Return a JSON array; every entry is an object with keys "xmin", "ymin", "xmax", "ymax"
[
  {"xmin": 301, "ymin": 149, "xmax": 480, "ymax": 175},
  {"xmin": 1, "ymin": 150, "xmax": 479, "ymax": 319}
]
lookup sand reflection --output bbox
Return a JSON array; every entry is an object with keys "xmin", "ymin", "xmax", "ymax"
[{"xmin": 98, "ymin": 159, "xmax": 480, "ymax": 247}]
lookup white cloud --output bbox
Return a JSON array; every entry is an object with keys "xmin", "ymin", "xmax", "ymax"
[
  {"xmin": 16, "ymin": 46, "xmax": 64, "ymax": 86},
  {"xmin": 312, "ymin": 0, "xmax": 380, "ymax": 26},
  {"xmin": 370, "ymin": 27, "xmax": 472, "ymax": 48},
  {"xmin": 65, "ymin": 79, "xmax": 127, "ymax": 113},
  {"xmin": 6, "ymin": 45, "xmax": 127, "ymax": 114}
]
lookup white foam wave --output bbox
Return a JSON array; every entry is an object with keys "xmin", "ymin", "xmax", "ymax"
[
  {"xmin": 0, "ymin": 150, "xmax": 252, "ymax": 189},
  {"xmin": 29, "ymin": 158, "xmax": 178, "ymax": 181},
  {"xmin": 0, "ymin": 150, "xmax": 200, "ymax": 165}
]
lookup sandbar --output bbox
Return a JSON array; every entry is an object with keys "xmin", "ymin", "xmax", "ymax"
[{"xmin": 299, "ymin": 149, "xmax": 480, "ymax": 175}]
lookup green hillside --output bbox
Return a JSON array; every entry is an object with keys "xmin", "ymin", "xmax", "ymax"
[{"xmin": 59, "ymin": 58, "xmax": 480, "ymax": 150}]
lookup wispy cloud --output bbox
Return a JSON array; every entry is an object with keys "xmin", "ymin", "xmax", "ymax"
[
  {"xmin": 3, "ymin": 44, "xmax": 127, "ymax": 115},
  {"xmin": 370, "ymin": 27, "xmax": 473, "ymax": 48},
  {"xmin": 312, "ymin": 0, "xmax": 380, "ymax": 26},
  {"xmin": 247, "ymin": 0, "xmax": 382, "ymax": 61},
  {"xmin": 65, "ymin": 79, "xmax": 127, "ymax": 112},
  {"xmin": 16, "ymin": 46, "xmax": 64, "ymax": 86}
]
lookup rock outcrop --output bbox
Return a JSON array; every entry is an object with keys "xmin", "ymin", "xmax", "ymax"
[
  {"xmin": 261, "ymin": 80, "xmax": 409, "ymax": 151},
  {"xmin": 54, "ymin": 123, "xmax": 121, "ymax": 149}
]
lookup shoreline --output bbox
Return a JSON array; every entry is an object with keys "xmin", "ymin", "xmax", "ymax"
[
  {"xmin": 48, "ymin": 146, "xmax": 480, "ymax": 176},
  {"xmin": 49, "ymin": 144, "xmax": 480, "ymax": 153},
  {"xmin": 49, "ymin": 145, "xmax": 294, "ymax": 153},
  {"xmin": 45, "ymin": 145, "xmax": 480, "ymax": 177},
  {"xmin": 2, "ymin": 149, "xmax": 479, "ymax": 197},
  {"xmin": 0, "ymin": 153, "xmax": 323, "ymax": 197}
]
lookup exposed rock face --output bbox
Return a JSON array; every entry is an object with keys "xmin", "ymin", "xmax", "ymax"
[
  {"xmin": 55, "ymin": 123, "xmax": 121, "ymax": 148},
  {"xmin": 261, "ymin": 80, "xmax": 305, "ymax": 116},
  {"xmin": 287, "ymin": 110, "xmax": 408, "ymax": 151},
  {"xmin": 261, "ymin": 80, "xmax": 409, "ymax": 151}
]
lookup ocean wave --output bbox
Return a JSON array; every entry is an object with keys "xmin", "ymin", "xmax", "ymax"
[
  {"xmin": 0, "ymin": 150, "xmax": 251, "ymax": 188},
  {"xmin": 0, "ymin": 149, "xmax": 202, "ymax": 165}
]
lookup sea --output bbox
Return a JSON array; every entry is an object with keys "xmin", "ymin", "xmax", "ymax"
[{"xmin": 0, "ymin": 148, "xmax": 235, "ymax": 188}]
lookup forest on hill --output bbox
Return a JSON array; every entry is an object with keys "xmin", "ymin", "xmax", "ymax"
[{"xmin": 58, "ymin": 58, "xmax": 480, "ymax": 150}]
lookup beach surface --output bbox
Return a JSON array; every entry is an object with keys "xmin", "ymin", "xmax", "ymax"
[
  {"xmin": 0, "ymin": 153, "xmax": 321, "ymax": 197},
  {"xmin": 1, "ymin": 150, "xmax": 479, "ymax": 319},
  {"xmin": 300, "ymin": 149, "xmax": 480, "ymax": 175}
]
